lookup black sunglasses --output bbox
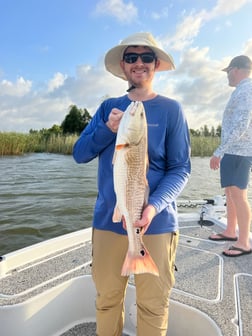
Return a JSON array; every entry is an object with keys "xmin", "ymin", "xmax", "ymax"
[{"xmin": 123, "ymin": 52, "xmax": 156, "ymax": 64}]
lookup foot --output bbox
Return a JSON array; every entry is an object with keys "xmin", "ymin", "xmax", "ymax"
[
  {"xmin": 208, "ymin": 233, "xmax": 238, "ymax": 241},
  {"xmin": 222, "ymin": 245, "xmax": 252, "ymax": 257}
]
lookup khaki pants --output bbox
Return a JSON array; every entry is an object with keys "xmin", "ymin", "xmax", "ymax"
[{"xmin": 92, "ymin": 229, "xmax": 179, "ymax": 336}]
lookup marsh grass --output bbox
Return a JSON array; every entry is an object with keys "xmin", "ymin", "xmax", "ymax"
[
  {"xmin": 0, "ymin": 132, "xmax": 31, "ymax": 155},
  {"xmin": 0, "ymin": 132, "xmax": 78, "ymax": 156},
  {"xmin": 44, "ymin": 134, "xmax": 78, "ymax": 154},
  {"xmin": 191, "ymin": 136, "xmax": 220, "ymax": 157},
  {"xmin": 0, "ymin": 132, "xmax": 220, "ymax": 157}
]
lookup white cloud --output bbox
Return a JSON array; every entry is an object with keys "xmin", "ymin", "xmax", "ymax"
[
  {"xmin": 153, "ymin": 46, "xmax": 233, "ymax": 130},
  {"xmin": 168, "ymin": 13, "xmax": 204, "ymax": 51},
  {"xmin": 1, "ymin": 0, "xmax": 252, "ymax": 133},
  {"xmin": 0, "ymin": 91, "xmax": 73, "ymax": 132},
  {"xmin": 150, "ymin": 7, "xmax": 169, "ymax": 20},
  {"xmin": 94, "ymin": 0, "xmax": 138, "ymax": 24},
  {"xmin": 243, "ymin": 39, "xmax": 252, "ymax": 55},
  {"xmin": 164, "ymin": 0, "xmax": 252, "ymax": 52},
  {"xmin": 0, "ymin": 77, "xmax": 32, "ymax": 97},
  {"xmin": 208, "ymin": 0, "xmax": 252, "ymax": 18},
  {"xmin": 0, "ymin": 63, "xmax": 126, "ymax": 132},
  {"xmin": 47, "ymin": 72, "xmax": 67, "ymax": 92}
]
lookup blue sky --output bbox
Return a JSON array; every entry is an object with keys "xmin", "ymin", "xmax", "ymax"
[{"xmin": 0, "ymin": 0, "xmax": 252, "ymax": 132}]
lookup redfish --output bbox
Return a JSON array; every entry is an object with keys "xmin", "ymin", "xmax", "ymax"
[{"xmin": 112, "ymin": 101, "xmax": 159, "ymax": 277}]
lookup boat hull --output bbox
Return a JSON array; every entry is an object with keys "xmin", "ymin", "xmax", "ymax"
[{"xmin": 0, "ymin": 275, "xmax": 222, "ymax": 336}]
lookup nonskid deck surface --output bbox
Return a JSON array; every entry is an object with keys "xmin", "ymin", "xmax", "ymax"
[
  {"xmin": 0, "ymin": 240, "xmax": 92, "ymax": 305},
  {"xmin": 0, "ymin": 219, "xmax": 251, "ymax": 336},
  {"xmin": 60, "ymin": 322, "xmax": 130, "ymax": 336},
  {"xmin": 174, "ymin": 219, "xmax": 252, "ymax": 336}
]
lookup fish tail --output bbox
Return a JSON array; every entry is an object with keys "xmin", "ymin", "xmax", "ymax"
[{"xmin": 121, "ymin": 249, "xmax": 159, "ymax": 276}]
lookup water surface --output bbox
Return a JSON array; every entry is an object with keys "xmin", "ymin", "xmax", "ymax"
[{"xmin": 0, "ymin": 154, "xmax": 251, "ymax": 255}]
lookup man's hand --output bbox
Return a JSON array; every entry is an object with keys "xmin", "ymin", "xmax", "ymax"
[
  {"xmin": 106, "ymin": 108, "xmax": 124, "ymax": 133},
  {"xmin": 210, "ymin": 155, "xmax": 221, "ymax": 170},
  {"xmin": 134, "ymin": 205, "xmax": 156, "ymax": 234}
]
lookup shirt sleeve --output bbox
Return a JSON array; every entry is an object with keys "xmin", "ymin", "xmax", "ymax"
[
  {"xmin": 73, "ymin": 103, "xmax": 116, "ymax": 163},
  {"xmin": 214, "ymin": 88, "xmax": 252, "ymax": 157}
]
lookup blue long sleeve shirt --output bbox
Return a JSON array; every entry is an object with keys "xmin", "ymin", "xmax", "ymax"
[{"xmin": 73, "ymin": 94, "xmax": 191, "ymax": 235}]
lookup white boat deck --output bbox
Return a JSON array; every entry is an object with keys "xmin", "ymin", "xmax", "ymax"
[
  {"xmin": 0, "ymin": 203, "xmax": 251, "ymax": 336},
  {"xmin": 175, "ymin": 217, "xmax": 252, "ymax": 336}
]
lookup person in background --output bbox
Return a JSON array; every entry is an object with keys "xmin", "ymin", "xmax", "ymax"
[
  {"xmin": 73, "ymin": 32, "xmax": 191, "ymax": 335},
  {"xmin": 209, "ymin": 55, "xmax": 252, "ymax": 257}
]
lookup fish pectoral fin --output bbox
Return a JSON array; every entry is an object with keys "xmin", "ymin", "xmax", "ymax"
[
  {"xmin": 121, "ymin": 249, "xmax": 159, "ymax": 276},
  {"xmin": 112, "ymin": 144, "xmax": 129, "ymax": 164},
  {"xmin": 112, "ymin": 205, "xmax": 122, "ymax": 223},
  {"xmin": 116, "ymin": 143, "xmax": 129, "ymax": 150}
]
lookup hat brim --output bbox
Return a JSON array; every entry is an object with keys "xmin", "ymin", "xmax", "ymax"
[
  {"xmin": 105, "ymin": 44, "xmax": 175, "ymax": 80},
  {"xmin": 222, "ymin": 66, "xmax": 230, "ymax": 72}
]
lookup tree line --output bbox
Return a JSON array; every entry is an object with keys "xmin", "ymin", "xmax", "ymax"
[
  {"xmin": 190, "ymin": 124, "xmax": 221, "ymax": 137},
  {"xmin": 1, "ymin": 105, "xmax": 221, "ymax": 156},
  {"xmin": 29, "ymin": 105, "xmax": 92, "ymax": 137},
  {"xmin": 29, "ymin": 104, "xmax": 222, "ymax": 138}
]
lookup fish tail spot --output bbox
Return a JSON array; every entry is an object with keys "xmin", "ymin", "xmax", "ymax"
[
  {"xmin": 136, "ymin": 228, "xmax": 141, "ymax": 235},
  {"xmin": 140, "ymin": 249, "xmax": 145, "ymax": 256},
  {"xmin": 121, "ymin": 250, "xmax": 159, "ymax": 276}
]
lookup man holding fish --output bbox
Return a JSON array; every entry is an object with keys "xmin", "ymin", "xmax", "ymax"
[{"xmin": 73, "ymin": 32, "xmax": 191, "ymax": 336}]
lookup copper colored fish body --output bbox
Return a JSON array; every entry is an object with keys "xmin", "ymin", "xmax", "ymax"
[{"xmin": 112, "ymin": 101, "xmax": 159, "ymax": 277}]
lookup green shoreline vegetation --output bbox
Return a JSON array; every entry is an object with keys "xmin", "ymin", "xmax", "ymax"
[
  {"xmin": 0, "ymin": 132, "xmax": 220, "ymax": 157},
  {"xmin": 0, "ymin": 132, "xmax": 77, "ymax": 156},
  {"xmin": 0, "ymin": 105, "xmax": 221, "ymax": 157}
]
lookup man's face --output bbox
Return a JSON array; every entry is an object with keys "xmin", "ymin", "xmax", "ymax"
[
  {"xmin": 226, "ymin": 67, "xmax": 249, "ymax": 87},
  {"xmin": 226, "ymin": 67, "xmax": 237, "ymax": 87},
  {"xmin": 120, "ymin": 46, "xmax": 160, "ymax": 88}
]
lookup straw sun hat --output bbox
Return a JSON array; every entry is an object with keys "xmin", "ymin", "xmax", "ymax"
[{"xmin": 104, "ymin": 32, "xmax": 175, "ymax": 80}]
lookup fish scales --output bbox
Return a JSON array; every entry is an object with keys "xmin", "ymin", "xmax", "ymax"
[{"xmin": 112, "ymin": 101, "xmax": 159, "ymax": 276}]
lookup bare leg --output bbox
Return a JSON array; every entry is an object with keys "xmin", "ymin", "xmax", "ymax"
[
  {"xmin": 223, "ymin": 186, "xmax": 251, "ymax": 255},
  {"xmin": 228, "ymin": 186, "xmax": 251, "ymax": 248},
  {"xmin": 223, "ymin": 187, "xmax": 238, "ymax": 236},
  {"xmin": 209, "ymin": 187, "xmax": 238, "ymax": 240}
]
